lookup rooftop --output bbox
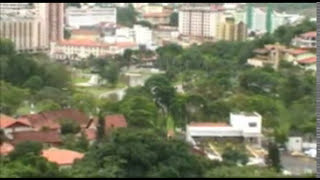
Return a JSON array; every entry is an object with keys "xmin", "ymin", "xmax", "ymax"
[
  {"xmin": 0, "ymin": 114, "xmax": 31, "ymax": 128},
  {"xmin": 105, "ymin": 114, "xmax": 128, "ymax": 129},
  {"xmin": 58, "ymin": 39, "xmax": 109, "ymax": 48},
  {"xmin": 42, "ymin": 148, "xmax": 84, "ymax": 166},
  {"xmin": 300, "ymin": 31, "xmax": 316, "ymax": 38},
  {"xmin": 297, "ymin": 56, "xmax": 317, "ymax": 64},
  {"xmin": 11, "ymin": 130, "xmax": 62, "ymax": 145},
  {"xmin": 189, "ymin": 122, "xmax": 230, "ymax": 127},
  {"xmin": 19, "ymin": 109, "xmax": 90, "ymax": 130}
]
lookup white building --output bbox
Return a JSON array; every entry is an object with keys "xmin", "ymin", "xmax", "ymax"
[
  {"xmin": 50, "ymin": 39, "xmax": 110, "ymax": 60},
  {"xmin": 186, "ymin": 112, "xmax": 263, "ymax": 146},
  {"xmin": 133, "ymin": 25, "xmax": 153, "ymax": 47},
  {"xmin": 66, "ymin": 7, "xmax": 116, "ymax": 29}
]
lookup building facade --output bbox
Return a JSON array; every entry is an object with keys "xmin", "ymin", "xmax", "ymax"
[
  {"xmin": 47, "ymin": 3, "xmax": 64, "ymax": 42},
  {"xmin": 292, "ymin": 31, "xmax": 317, "ymax": 49},
  {"xmin": 178, "ymin": 5, "xmax": 225, "ymax": 39},
  {"xmin": 66, "ymin": 7, "xmax": 116, "ymax": 29},
  {"xmin": 0, "ymin": 17, "xmax": 49, "ymax": 52}
]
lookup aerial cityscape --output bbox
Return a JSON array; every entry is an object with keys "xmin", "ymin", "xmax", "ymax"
[{"xmin": 0, "ymin": 2, "xmax": 317, "ymax": 178}]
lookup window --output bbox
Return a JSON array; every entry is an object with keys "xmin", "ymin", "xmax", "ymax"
[{"xmin": 249, "ymin": 122, "xmax": 257, "ymax": 127}]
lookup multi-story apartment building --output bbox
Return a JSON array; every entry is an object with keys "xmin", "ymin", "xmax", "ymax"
[
  {"xmin": 47, "ymin": 3, "xmax": 64, "ymax": 42},
  {"xmin": 217, "ymin": 16, "xmax": 247, "ymax": 41},
  {"xmin": 0, "ymin": 16, "xmax": 48, "ymax": 52},
  {"xmin": 0, "ymin": 3, "xmax": 64, "ymax": 52},
  {"xmin": 66, "ymin": 7, "xmax": 116, "ymax": 29},
  {"xmin": 178, "ymin": 5, "xmax": 225, "ymax": 40}
]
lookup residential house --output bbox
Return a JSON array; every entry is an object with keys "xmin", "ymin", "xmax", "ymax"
[
  {"xmin": 247, "ymin": 43, "xmax": 286, "ymax": 69},
  {"xmin": 0, "ymin": 142, "xmax": 14, "ymax": 156},
  {"xmin": 296, "ymin": 56, "xmax": 317, "ymax": 71},
  {"xmin": 18, "ymin": 109, "xmax": 91, "ymax": 131},
  {"xmin": 11, "ymin": 130, "xmax": 62, "ymax": 146},
  {"xmin": 292, "ymin": 31, "xmax": 316, "ymax": 49},
  {"xmin": 186, "ymin": 112, "xmax": 263, "ymax": 147},
  {"xmin": 283, "ymin": 48, "xmax": 315, "ymax": 63},
  {"xmin": 41, "ymin": 147, "xmax": 84, "ymax": 168},
  {"xmin": 0, "ymin": 114, "xmax": 33, "ymax": 139}
]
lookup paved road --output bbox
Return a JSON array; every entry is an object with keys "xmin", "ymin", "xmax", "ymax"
[{"xmin": 280, "ymin": 152, "xmax": 316, "ymax": 175}]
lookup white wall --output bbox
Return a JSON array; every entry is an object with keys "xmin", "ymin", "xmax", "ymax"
[
  {"xmin": 286, "ymin": 137, "xmax": 303, "ymax": 152},
  {"xmin": 230, "ymin": 112, "xmax": 262, "ymax": 134}
]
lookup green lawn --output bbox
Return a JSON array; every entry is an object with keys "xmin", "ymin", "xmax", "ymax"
[
  {"xmin": 72, "ymin": 76, "xmax": 90, "ymax": 84},
  {"xmin": 74, "ymin": 82, "xmax": 127, "ymax": 97}
]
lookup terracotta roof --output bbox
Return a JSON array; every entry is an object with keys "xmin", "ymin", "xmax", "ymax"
[
  {"xmin": 300, "ymin": 31, "xmax": 316, "ymax": 38},
  {"xmin": 143, "ymin": 12, "xmax": 170, "ymax": 18},
  {"xmin": 11, "ymin": 130, "xmax": 62, "ymax": 145},
  {"xmin": 286, "ymin": 49, "xmax": 309, "ymax": 55},
  {"xmin": 42, "ymin": 148, "xmax": 84, "ymax": 166},
  {"xmin": 72, "ymin": 29, "xmax": 100, "ymax": 36},
  {"xmin": 84, "ymin": 129, "xmax": 96, "ymax": 141},
  {"xmin": 19, "ymin": 109, "xmax": 90, "ymax": 131},
  {"xmin": 58, "ymin": 39, "xmax": 109, "ymax": 48},
  {"xmin": 0, "ymin": 114, "xmax": 31, "ymax": 128},
  {"xmin": 189, "ymin": 122, "xmax": 230, "ymax": 127},
  {"xmin": 297, "ymin": 56, "xmax": 317, "ymax": 64},
  {"xmin": 0, "ymin": 142, "xmax": 14, "ymax": 156},
  {"xmin": 105, "ymin": 114, "xmax": 127, "ymax": 129}
]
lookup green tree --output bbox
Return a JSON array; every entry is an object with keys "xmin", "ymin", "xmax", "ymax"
[
  {"xmin": 60, "ymin": 118, "xmax": 81, "ymax": 135},
  {"xmin": 169, "ymin": 12, "xmax": 178, "ymax": 26},
  {"xmin": 117, "ymin": 4, "xmax": 138, "ymax": 27},
  {"xmin": 222, "ymin": 147, "xmax": 249, "ymax": 166},
  {"xmin": 9, "ymin": 141, "xmax": 43, "ymax": 160},
  {"xmin": 266, "ymin": 142, "xmax": 282, "ymax": 173},
  {"xmin": 23, "ymin": 76, "xmax": 44, "ymax": 90},
  {"xmin": 36, "ymin": 99, "xmax": 61, "ymax": 112},
  {"xmin": 64, "ymin": 28, "xmax": 71, "ymax": 40},
  {"xmin": 96, "ymin": 114, "xmax": 105, "ymax": 141}
]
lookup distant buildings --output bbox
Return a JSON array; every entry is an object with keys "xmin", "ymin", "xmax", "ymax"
[
  {"xmin": 247, "ymin": 43, "xmax": 317, "ymax": 71},
  {"xmin": 178, "ymin": 4, "xmax": 247, "ymax": 41},
  {"xmin": 50, "ymin": 39, "xmax": 110, "ymax": 60},
  {"xmin": 140, "ymin": 5, "xmax": 173, "ymax": 26},
  {"xmin": 247, "ymin": 43, "xmax": 286, "ymax": 70},
  {"xmin": 186, "ymin": 112, "xmax": 263, "ymax": 147},
  {"xmin": 66, "ymin": 6, "xmax": 116, "ymax": 29},
  {"xmin": 0, "ymin": 3, "xmax": 64, "ymax": 52},
  {"xmin": 292, "ymin": 31, "xmax": 316, "ymax": 49}
]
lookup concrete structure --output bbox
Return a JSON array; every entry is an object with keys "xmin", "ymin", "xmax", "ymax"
[
  {"xmin": 217, "ymin": 16, "xmax": 247, "ymax": 41},
  {"xmin": 247, "ymin": 43, "xmax": 286, "ymax": 70},
  {"xmin": 47, "ymin": 3, "xmax": 64, "ymax": 42},
  {"xmin": 0, "ymin": 17, "xmax": 49, "ymax": 52},
  {"xmin": 178, "ymin": 5, "xmax": 225, "ymax": 39},
  {"xmin": 50, "ymin": 39, "xmax": 110, "ymax": 60},
  {"xmin": 0, "ymin": 114, "xmax": 33, "ymax": 140},
  {"xmin": 186, "ymin": 112, "xmax": 263, "ymax": 147},
  {"xmin": 71, "ymin": 29, "xmax": 101, "ymax": 41},
  {"xmin": 286, "ymin": 137, "xmax": 303, "ymax": 152},
  {"xmin": 292, "ymin": 31, "xmax": 316, "ymax": 49},
  {"xmin": 66, "ymin": 7, "xmax": 116, "ymax": 29},
  {"xmin": 133, "ymin": 25, "xmax": 153, "ymax": 47}
]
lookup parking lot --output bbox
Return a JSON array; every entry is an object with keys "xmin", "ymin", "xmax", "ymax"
[{"xmin": 280, "ymin": 152, "xmax": 316, "ymax": 175}]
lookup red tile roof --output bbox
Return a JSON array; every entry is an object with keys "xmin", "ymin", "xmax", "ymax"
[
  {"xmin": 42, "ymin": 148, "xmax": 84, "ymax": 166},
  {"xmin": 189, "ymin": 122, "xmax": 230, "ymax": 127},
  {"xmin": 297, "ymin": 56, "xmax": 317, "ymax": 64},
  {"xmin": 11, "ymin": 130, "xmax": 62, "ymax": 145},
  {"xmin": 19, "ymin": 109, "xmax": 90, "ymax": 131},
  {"xmin": 72, "ymin": 29, "xmax": 100, "ymax": 36},
  {"xmin": 0, "ymin": 142, "xmax": 14, "ymax": 156},
  {"xmin": 300, "ymin": 31, "xmax": 316, "ymax": 38},
  {"xmin": 286, "ymin": 49, "xmax": 309, "ymax": 55},
  {"xmin": 105, "ymin": 114, "xmax": 127, "ymax": 129},
  {"xmin": 0, "ymin": 114, "xmax": 31, "ymax": 128},
  {"xmin": 58, "ymin": 39, "xmax": 109, "ymax": 48}
]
